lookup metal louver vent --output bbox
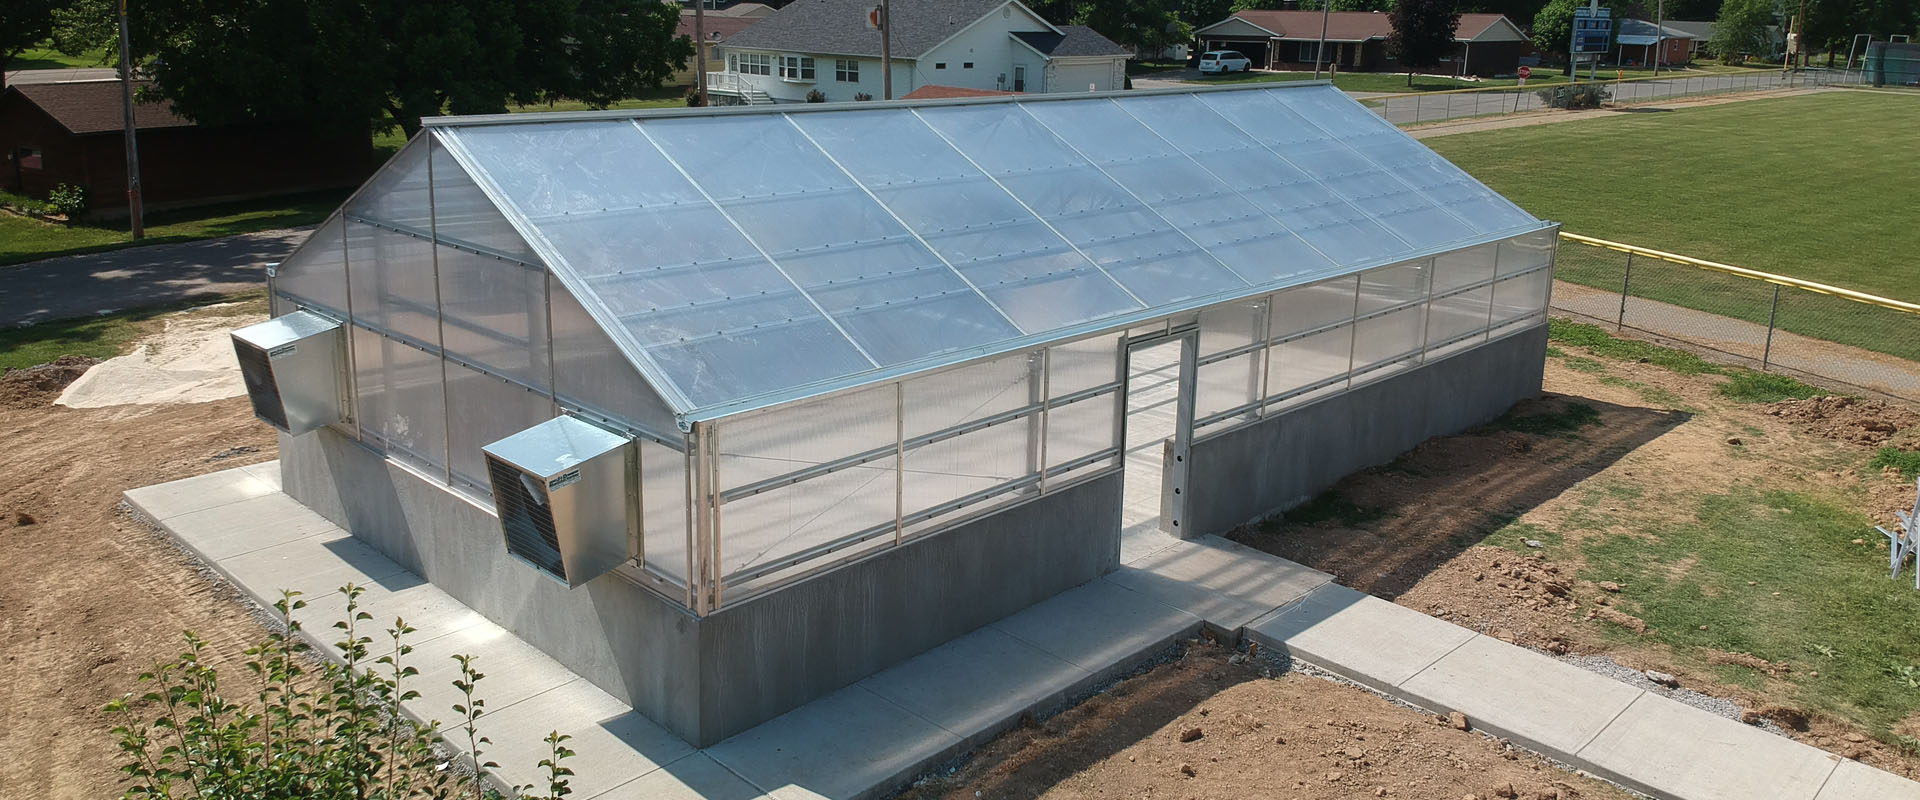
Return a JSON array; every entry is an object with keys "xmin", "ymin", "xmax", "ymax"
[
  {"xmin": 483, "ymin": 416, "xmax": 636, "ymax": 589},
  {"xmin": 230, "ymin": 311, "xmax": 346, "ymax": 435},
  {"xmin": 234, "ymin": 341, "xmax": 288, "ymax": 430},
  {"xmin": 487, "ymin": 454, "xmax": 566, "ymax": 581}
]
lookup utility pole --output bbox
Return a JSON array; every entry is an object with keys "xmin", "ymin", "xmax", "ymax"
[
  {"xmin": 1653, "ymin": 0, "xmax": 1664, "ymax": 75},
  {"xmin": 881, "ymin": 0, "xmax": 893, "ymax": 99},
  {"xmin": 1314, "ymin": 1, "xmax": 1330, "ymax": 80},
  {"xmin": 695, "ymin": 0, "xmax": 708, "ymax": 106},
  {"xmin": 117, "ymin": 0, "xmax": 143, "ymax": 239}
]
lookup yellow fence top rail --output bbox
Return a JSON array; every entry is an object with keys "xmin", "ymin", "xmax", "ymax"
[{"xmin": 1558, "ymin": 231, "xmax": 1920, "ymax": 315}]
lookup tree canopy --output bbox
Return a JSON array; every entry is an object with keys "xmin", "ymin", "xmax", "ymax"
[
  {"xmin": 1710, "ymin": 0, "xmax": 1778, "ymax": 60},
  {"xmin": 1387, "ymin": 0, "xmax": 1462, "ymax": 82},
  {"xmin": 48, "ymin": 0, "xmax": 690, "ymax": 137},
  {"xmin": 1531, "ymin": 0, "xmax": 1617, "ymax": 54},
  {"xmin": 0, "ymin": 0, "xmax": 61, "ymax": 87}
]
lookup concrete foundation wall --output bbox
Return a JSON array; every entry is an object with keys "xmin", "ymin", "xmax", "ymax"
[
  {"xmin": 1184, "ymin": 323, "xmax": 1547, "ymax": 536},
  {"xmin": 280, "ymin": 430, "xmax": 1120, "ymax": 746}
]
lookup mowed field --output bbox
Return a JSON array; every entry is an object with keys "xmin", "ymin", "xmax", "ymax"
[{"xmin": 1429, "ymin": 91, "xmax": 1920, "ymax": 301}]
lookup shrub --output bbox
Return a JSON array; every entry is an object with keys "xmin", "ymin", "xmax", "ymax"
[
  {"xmin": 1537, "ymin": 83, "xmax": 1610, "ymax": 109},
  {"xmin": 105, "ymin": 585, "xmax": 574, "ymax": 800},
  {"xmin": 685, "ymin": 86, "xmax": 707, "ymax": 107},
  {"xmin": 46, "ymin": 183, "xmax": 88, "ymax": 219},
  {"xmin": 853, "ymin": 92, "xmax": 874, "ymax": 101},
  {"xmin": 805, "ymin": 88, "xmax": 827, "ymax": 103}
]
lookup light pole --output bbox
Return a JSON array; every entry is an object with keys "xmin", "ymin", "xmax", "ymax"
[{"xmin": 695, "ymin": 0, "xmax": 708, "ymax": 106}]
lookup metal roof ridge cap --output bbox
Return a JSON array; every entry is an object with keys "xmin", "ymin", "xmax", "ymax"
[
  {"xmin": 418, "ymin": 81, "xmax": 1338, "ymax": 128},
  {"xmin": 676, "ymin": 220, "xmax": 1555, "ymax": 423}
]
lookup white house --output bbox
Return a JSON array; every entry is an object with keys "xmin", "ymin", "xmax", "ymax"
[{"xmin": 710, "ymin": 0, "xmax": 1129, "ymax": 104}]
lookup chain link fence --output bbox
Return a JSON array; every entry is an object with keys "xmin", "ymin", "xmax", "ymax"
[
  {"xmin": 1550, "ymin": 233, "xmax": 1920, "ymax": 403},
  {"xmin": 1367, "ymin": 68, "xmax": 1867, "ymax": 127}
]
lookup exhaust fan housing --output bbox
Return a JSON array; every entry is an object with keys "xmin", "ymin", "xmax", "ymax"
[
  {"xmin": 231, "ymin": 311, "xmax": 347, "ymax": 435},
  {"xmin": 483, "ymin": 416, "xmax": 636, "ymax": 588}
]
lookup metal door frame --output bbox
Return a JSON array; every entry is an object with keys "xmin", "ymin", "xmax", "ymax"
[{"xmin": 1122, "ymin": 325, "xmax": 1198, "ymax": 537}]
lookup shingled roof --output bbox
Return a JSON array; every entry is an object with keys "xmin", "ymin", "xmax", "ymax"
[
  {"xmin": 5, "ymin": 80, "xmax": 193, "ymax": 135},
  {"xmin": 1012, "ymin": 25, "xmax": 1129, "ymax": 57},
  {"xmin": 722, "ymin": 0, "xmax": 1025, "ymax": 58}
]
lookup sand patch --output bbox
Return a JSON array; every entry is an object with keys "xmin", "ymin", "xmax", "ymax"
[{"xmin": 56, "ymin": 310, "xmax": 267, "ymax": 408}]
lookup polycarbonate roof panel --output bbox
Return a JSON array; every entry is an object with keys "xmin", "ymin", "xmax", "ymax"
[{"xmin": 430, "ymin": 84, "xmax": 1545, "ymax": 419}]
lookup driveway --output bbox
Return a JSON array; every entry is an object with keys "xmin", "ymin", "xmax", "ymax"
[{"xmin": 0, "ymin": 227, "xmax": 311, "ymax": 327}]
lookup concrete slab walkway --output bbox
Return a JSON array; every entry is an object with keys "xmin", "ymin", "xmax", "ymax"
[{"xmin": 128, "ymin": 463, "xmax": 1920, "ymax": 800}]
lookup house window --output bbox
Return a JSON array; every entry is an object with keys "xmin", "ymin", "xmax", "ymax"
[
  {"xmin": 963, "ymin": 62, "xmax": 974, "ymax": 69},
  {"xmin": 778, "ymin": 54, "xmax": 816, "ymax": 80},
  {"xmin": 738, "ymin": 52, "xmax": 773, "ymax": 75},
  {"xmin": 835, "ymin": 59, "xmax": 860, "ymax": 82},
  {"xmin": 13, "ymin": 148, "xmax": 43, "ymax": 170},
  {"xmin": 935, "ymin": 62, "xmax": 947, "ymax": 69},
  {"xmin": 1298, "ymin": 42, "xmax": 1323, "ymax": 63}
]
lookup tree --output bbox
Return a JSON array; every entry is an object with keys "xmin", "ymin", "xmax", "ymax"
[
  {"xmin": 1532, "ymin": 0, "xmax": 1615, "ymax": 54},
  {"xmin": 1387, "ymin": 0, "xmax": 1461, "ymax": 84},
  {"xmin": 1710, "ymin": 0, "xmax": 1778, "ymax": 61},
  {"xmin": 0, "ymin": 0, "xmax": 59, "ymax": 88},
  {"xmin": 55, "ymin": 0, "xmax": 690, "ymax": 138},
  {"xmin": 1082, "ymin": 0, "xmax": 1192, "ymax": 56}
]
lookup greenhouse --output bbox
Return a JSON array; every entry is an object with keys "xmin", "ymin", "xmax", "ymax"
[{"xmin": 243, "ymin": 82, "xmax": 1556, "ymax": 745}]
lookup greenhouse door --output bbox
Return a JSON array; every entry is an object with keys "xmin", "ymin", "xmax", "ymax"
[{"xmin": 1122, "ymin": 330, "xmax": 1196, "ymax": 541}]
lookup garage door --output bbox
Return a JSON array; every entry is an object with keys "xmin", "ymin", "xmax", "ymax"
[{"xmin": 1204, "ymin": 39, "xmax": 1270, "ymax": 69}]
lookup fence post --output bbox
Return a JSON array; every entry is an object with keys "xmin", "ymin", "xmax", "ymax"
[
  {"xmin": 1762, "ymin": 284, "xmax": 1781, "ymax": 370},
  {"xmin": 1618, "ymin": 252, "xmax": 1633, "ymax": 330}
]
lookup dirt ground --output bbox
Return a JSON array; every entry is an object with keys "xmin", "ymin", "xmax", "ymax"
[
  {"xmin": 1233, "ymin": 349, "xmax": 1920, "ymax": 776},
  {"xmin": 0, "ymin": 310, "xmax": 277, "ymax": 799},
  {"xmin": 906, "ymin": 643, "xmax": 1631, "ymax": 800}
]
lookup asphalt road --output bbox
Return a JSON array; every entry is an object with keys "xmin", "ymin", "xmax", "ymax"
[
  {"xmin": 0, "ymin": 227, "xmax": 310, "ymax": 327},
  {"xmin": 3, "ymin": 67, "xmax": 119, "ymax": 86}
]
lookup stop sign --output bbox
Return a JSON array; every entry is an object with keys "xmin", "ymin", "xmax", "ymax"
[{"xmin": 1518, "ymin": 66, "xmax": 1532, "ymax": 79}]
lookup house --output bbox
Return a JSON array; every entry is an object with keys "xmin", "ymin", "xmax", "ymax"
[
  {"xmin": 709, "ymin": 0, "xmax": 1128, "ymax": 104},
  {"xmin": 1194, "ymin": 10, "xmax": 1531, "ymax": 77},
  {"xmin": 671, "ymin": 11, "xmax": 764, "ymax": 84},
  {"xmin": 1612, "ymin": 19, "xmax": 1694, "ymax": 67},
  {"xmin": 680, "ymin": 0, "xmax": 777, "ymax": 18},
  {"xmin": 1666, "ymin": 20, "xmax": 1715, "ymax": 58},
  {"xmin": 0, "ymin": 80, "xmax": 370, "ymax": 214}
]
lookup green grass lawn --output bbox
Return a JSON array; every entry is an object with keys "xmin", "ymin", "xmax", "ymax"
[
  {"xmin": 6, "ymin": 43, "xmax": 109, "ymax": 70},
  {"xmin": 0, "ymin": 190, "xmax": 348, "ymax": 267},
  {"xmin": 0, "ymin": 291, "xmax": 266, "ymax": 372},
  {"xmin": 1429, "ymin": 91, "xmax": 1920, "ymax": 359}
]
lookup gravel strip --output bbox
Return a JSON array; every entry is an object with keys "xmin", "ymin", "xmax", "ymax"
[{"xmin": 1559, "ymin": 652, "xmax": 1790, "ymax": 737}]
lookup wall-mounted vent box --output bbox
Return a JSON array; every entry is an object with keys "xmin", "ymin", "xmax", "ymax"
[
  {"xmin": 483, "ymin": 416, "xmax": 636, "ymax": 588},
  {"xmin": 231, "ymin": 311, "xmax": 347, "ymax": 435}
]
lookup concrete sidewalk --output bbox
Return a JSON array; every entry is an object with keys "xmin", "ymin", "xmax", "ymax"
[{"xmin": 128, "ymin": 463, "xmax": 1920, "ymax": 800}]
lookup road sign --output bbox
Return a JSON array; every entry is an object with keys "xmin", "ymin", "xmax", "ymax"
[
  {"xmin": 1572, "ymin": 6, "xmax": 1612, "ymax": 55},
  {"xmin": 1518, "ymin": 66, "xmax": 1532, "ymax": 79}
]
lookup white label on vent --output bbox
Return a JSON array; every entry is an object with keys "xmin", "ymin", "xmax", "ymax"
[
  {"xmin": 547, "ymin": 469, "xmax": 582, "ymax": 491},
  {"xmin": 268, "ymin": 343, "xmax": 298, "ymax": 359}
]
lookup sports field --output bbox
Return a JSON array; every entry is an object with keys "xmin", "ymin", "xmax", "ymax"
[{"xmin": 1429, "ymin": 92, "xmax": 1919, "ymax": 301}]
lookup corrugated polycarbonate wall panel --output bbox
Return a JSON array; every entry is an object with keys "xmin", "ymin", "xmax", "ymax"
[{"xmin": 433, "ymin": 84, "xmax": 1546, "ymax": 420}]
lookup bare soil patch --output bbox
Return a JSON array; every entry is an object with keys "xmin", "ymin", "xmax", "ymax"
[
  {"xmin": 0, "ymin": 355, "xmax": 99, "ymax": 408},
  {"xmin": 905, "ymin": 643, "xmax": 1631, "ymax": 800},
  {"xmin": 1231, "ymin": 340, "xmax": 1920, "ymax": 777},
  {"xmin": 0, "ymin": 311, "xmax": 276, "ymax": 798},
  {"xmin": 1767, "ymin": 395, "xmax": 1920, "ymax": 448}
]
